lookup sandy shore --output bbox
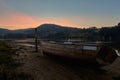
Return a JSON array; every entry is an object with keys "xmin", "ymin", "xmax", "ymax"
[{"xmin": 12, "ymin": 41, "xmax": 120, "ymax": 80}]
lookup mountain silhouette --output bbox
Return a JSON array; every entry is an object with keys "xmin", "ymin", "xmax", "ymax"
[{"xmin": 0, "ymin": 23, "xmax": 120, "ymax": 42}]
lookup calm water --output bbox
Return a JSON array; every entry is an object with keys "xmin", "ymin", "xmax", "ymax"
[{"xmin": 103, "ymin": 42, "xmax": 120, "ymax": 51}]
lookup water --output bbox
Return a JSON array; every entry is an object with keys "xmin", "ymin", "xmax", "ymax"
[{"xmin": 103, "ymin": 42, "xmax": 120, "ymax": 51}]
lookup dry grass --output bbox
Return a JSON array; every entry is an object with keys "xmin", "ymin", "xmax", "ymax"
[{"xmin": 0, "ymin": 41, "xmax": 32, "ymax": 80}]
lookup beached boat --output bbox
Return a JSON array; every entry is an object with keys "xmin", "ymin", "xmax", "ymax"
[{"xmin": 40, "ymin": 41, "xmax": 119, "ymax": 66}]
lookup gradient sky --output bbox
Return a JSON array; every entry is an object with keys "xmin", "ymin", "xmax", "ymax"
[{"xmin": 0, "ymin": 0, "xmax": 120, "ymax": 29}]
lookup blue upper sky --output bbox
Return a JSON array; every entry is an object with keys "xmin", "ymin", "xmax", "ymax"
[
  {"xmin": 0, "ymin": 0, "xmax": 120, "ymax": 29},
  {"xmin": 6, "ymin": 0, "xmax": 120, "ymax": 17}
]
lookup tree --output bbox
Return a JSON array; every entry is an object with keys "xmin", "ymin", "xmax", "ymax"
[{"xmin": 117, "ymin": 22, "xmax": 120, "ymax": 27}]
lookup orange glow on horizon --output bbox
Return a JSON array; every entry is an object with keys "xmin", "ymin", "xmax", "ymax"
[
  {"xmin": 0, "ymin": 13, "xmax": 79, "ymax": 30},
  {"xmin": 0, "ymin": 12, "xmax": 116, "ymax": 30},
  {"xmin": 0, "ymin": 0, "xmax": 119, "ymax": 30}
]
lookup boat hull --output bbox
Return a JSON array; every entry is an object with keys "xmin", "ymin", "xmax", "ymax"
[{"xmin": 40, "ymin": 41, "xmax": 118, "ymax": 66}]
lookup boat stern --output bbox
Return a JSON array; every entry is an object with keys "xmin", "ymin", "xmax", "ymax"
[{"xmin": 96, "ymin": 46, "xmax": 119, "ymax": 66}]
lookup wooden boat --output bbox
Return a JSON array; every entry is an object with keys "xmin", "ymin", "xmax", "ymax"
[{"xmin": 40, "ymin": 41, "xmax": 119, "ymax": 66}]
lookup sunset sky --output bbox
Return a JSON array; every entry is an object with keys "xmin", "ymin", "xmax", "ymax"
[{"xmin": 0, "ymin": 0, "xmax": 120, "ymax": 30}]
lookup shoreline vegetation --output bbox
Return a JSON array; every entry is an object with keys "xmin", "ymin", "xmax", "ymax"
[{"xmin": 0, "ymin": 41, "xmax": 31, "ymax": 80}]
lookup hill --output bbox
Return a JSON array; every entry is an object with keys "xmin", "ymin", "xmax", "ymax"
[
  {"xmin": 0, "ymin": 23, "xmax": 120, "ymax": 42},
  {"xmin": 0, "ymin": 28, "xmax": 11, "ymax": 35}
]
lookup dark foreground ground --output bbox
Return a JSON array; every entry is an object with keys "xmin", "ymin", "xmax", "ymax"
[{"xmin": 8, "ymin": 40, "xmax": 119, "ymax": 80}]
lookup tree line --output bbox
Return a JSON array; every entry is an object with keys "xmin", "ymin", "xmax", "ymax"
[{"xmin": 0, "ymin": 23, "xmax": 120, "ymax": 42}]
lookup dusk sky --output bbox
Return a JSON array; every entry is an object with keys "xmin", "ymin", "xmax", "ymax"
[{"xmin": 0, "ymin": 0, "xmax": 120, "ymax": 29}]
